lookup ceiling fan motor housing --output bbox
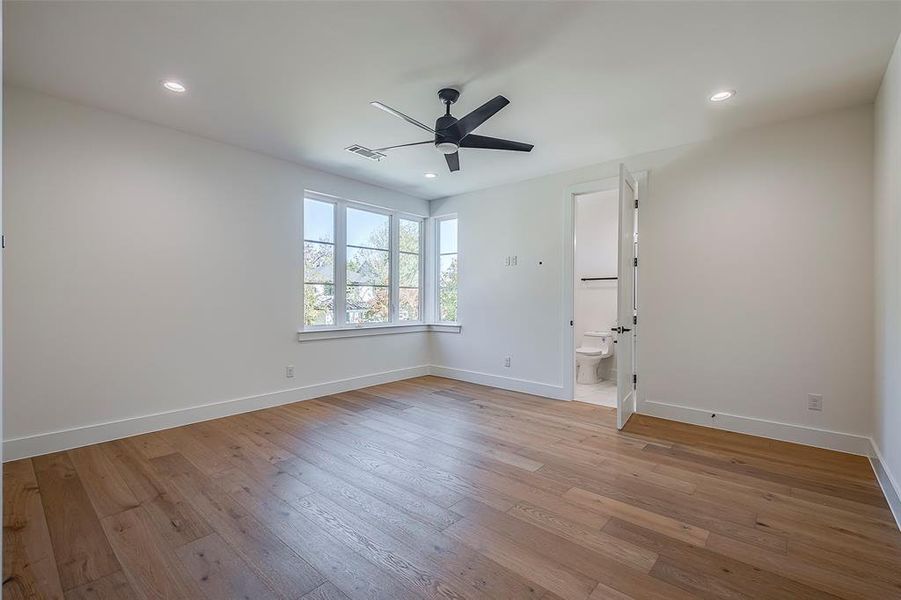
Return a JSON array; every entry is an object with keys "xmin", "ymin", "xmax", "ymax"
[{"xmin": 434, "ymin": 114, "xmax": 460, "ymax": 153}]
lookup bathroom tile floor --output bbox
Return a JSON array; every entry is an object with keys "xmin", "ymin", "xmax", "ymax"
[{"xmin": 575, "ymin": 380, "xmax": 617, "ymax": 407}]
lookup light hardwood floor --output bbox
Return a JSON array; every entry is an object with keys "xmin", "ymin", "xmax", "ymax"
[{"xmin": 4, "ymin": 376, "xmax": 900, "ymax": 599}]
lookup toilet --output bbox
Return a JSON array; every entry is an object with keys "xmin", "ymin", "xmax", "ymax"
[{"xmin": 576, "ymin": 330, "xmax": 614, "ymax": 384}]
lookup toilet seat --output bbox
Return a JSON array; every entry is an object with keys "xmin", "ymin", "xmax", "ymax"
[{"xmin": 576, "ymin": 346, "xmax": 609, "ymax": 357}]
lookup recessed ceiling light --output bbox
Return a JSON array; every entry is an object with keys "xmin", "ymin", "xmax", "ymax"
[
  {"xmin": 709, "ymin": 90, "xmax": 735, "ymax": 102},
  {"xmin": 161, "ymin": 80, "xmax": 186, "ymax": 93},
  {"xmin": 424, "ymin": 172, "xmax": 438, "ymax": 179}
]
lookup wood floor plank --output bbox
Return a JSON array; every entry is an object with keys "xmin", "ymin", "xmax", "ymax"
[
  {"xmin": 31, "ymin": 452, "xmax": 120, "ymax": 591},
  {"xmin": 301, "ymin": 581, "xmax": 352, "ymax": 600},
  {"xmin": 444, "ymin": 515, "xmax": 598, "ymax": 600},
  {"xmin": 6, "ymin": 376, "xmax": 900, "ymax": 600},
  {"xmin": 100, "ymin": 506, "xmax": 205, "ymax": 599},
  {"xmin": 450, "ymin": 497, "xmax": 699, "ymax": 600},
  {"xmin": 214, "ymin": 462, "xmax": 420, "ymax": 600},
  {"xmin": 705, "ymin": 532, "xmax": 899, "ymax": 600},
  {"xmin": 602, "ymin": 517, "xmax": 835, "ymax": 600},
  {"xmin": 156, "ymin": 425, "xmax": 235, "ymax": 475},
  {"xmin": 99, "ymin": 439, "xmax": 212, "ymax": 549},
  {"xmin": 293, "ymin": 492, "xmax": 484, "ymax": 600},
  {"xmin": 150, "ymin": 452, "xmax": 326, "ymax": 598},
  {"xmin": 506, "ymin": 501, "xmax": 658, "ymax": 573},
  {"xmin": 240, "ymin": 411, "xmax": 465, "ymax": 529},
  {"xmin": 68, "ymin": 445, "xmax": 139, "ymax": 518},
  {"xmin": 175, "ymin": 533, "xmax": 282, "ymax": 600},
  {"xmin": 3, "ymin": 459, "xmax": 66, "ymax": 600},
  {"xmin": 127, "ymin": 433, "xmax": 177, "ymax": 460},
  {"xmin": 563, "ymin": 486, "xmax": 710, "ymax": 546},
  {"xmin": 234, "ymin": 460, "xmax": 544, "ymax": 600},
  {"xmin": 63, "ymin": 571, "xmax": 137, "ymax": 600}
]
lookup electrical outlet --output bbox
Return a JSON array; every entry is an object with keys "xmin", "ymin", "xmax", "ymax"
[
  {"xmin": 286, "ymin": 365, "xmax": 295, "ymax": 378},
  {"xmin": 807, "ymin": 393, "xmax": 822, "ymax": 411},
  {"xmin": 504, "ymin": 356, "xmax": 511, "ymax": 368}
]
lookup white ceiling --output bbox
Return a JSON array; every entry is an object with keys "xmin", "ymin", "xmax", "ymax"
[{"xmin": 5, "ymin": 1, "xmax": 900, "ymax": 200}]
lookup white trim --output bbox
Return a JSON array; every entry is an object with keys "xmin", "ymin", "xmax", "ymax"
[
  {"xmin": 397, "ymin": 215, "xmax": 425, "ymax": 323},
  {"xmin": 869, "ymin": 438, "xmax": 901, "ymax": 531},
  {"xmin": 641, "ymin": 399, "xmax": 873, "ymax": 456},
  {"xmin": 434, "ymin": 214, "xmax": 459, "ymax": 324},
  {"xmin": 298, "ymin": 323, "xmax": 461, "ymax": 341},
  {"xmin": 428, "ymin": 365, "xmax": 567, "ymax": 400},
  {"xmin": 3, "ymin": 365, "xmax": 429, "ymax": 461}
]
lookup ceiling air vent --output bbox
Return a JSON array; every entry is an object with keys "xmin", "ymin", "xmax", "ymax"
[{"xmin": 345, "ymin": 144, "xmax": 386, "ymax": 161}]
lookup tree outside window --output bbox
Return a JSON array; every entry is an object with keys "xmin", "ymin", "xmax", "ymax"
[{"xmin": 438, "ymin": 217, "xmax": 458, "ymax": 322}]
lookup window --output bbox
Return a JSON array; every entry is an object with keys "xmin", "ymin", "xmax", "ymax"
[
  {"xmin": 303, "ymin": 198, "xmax": 335, "ymax": 326},
  {"xmin": 399, "ymin": 218, "xmax": 422, "ymax": 321},
  {"xmin": 437, "ymin": 216, "xmax": 458, "ymax": 322},
  {"xmin": 303, "ymin": 193, "xmax": 424, "ymax": 329},
  {"xmin": 346, "ymin": 207, "xmax": 390, "ymax": 324}
]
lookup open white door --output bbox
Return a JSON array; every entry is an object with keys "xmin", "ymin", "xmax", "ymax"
[{"xmin": 616, "ymin": 164, "xmax": 638, "ymax": 429}]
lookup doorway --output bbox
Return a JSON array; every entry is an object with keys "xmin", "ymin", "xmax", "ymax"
[
  {"xmin": 573, "ymin": 189, "xmax": 619, "ymax": 407},
  {"xmin": 563, "ymin": 166, "xmax": 640, "ymax": 429}
]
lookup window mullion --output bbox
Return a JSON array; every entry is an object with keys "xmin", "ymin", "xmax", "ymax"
[
  {"xmin": 424, "ymin": 218, "xmax": 435, "ymax": 323},
  {"xmin": 335, "ymin": 201, "xmax": 347, "ymax": 327},
  {"xmin": 390, "ymin": 214, "xmax": 399, "ymax": 323},
  {"xmin": 418, "ymin": 219, "xmax": 425, "ymax": 323}
]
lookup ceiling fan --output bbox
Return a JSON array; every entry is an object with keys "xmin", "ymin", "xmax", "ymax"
[{"xmin": 364, "ymin": 88, "xmax": 534, "ymax": 173}]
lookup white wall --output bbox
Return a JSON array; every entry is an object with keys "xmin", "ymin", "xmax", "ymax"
[
  {"xmin": 2, "ymin": 86, "xmax": 880, "ymax": 460},
  {"xmin": 874, "ymin": 35, "xmax": 901, "ymax": 503},
  {"xmin": 574, "ymin": 190, "xmax": 618, "ymax": 378},
  {"xmin": 3, "ymin": 87, "xmax": 430, "ymax": 456},
  {"xmin": 431, "ymin": 104, "xmax": 875, "ymax": 445}
]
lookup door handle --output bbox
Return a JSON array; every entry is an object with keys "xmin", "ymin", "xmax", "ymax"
[{"xmin": 612, "ymin": 326, "xmax": 632, "ymax": 334}]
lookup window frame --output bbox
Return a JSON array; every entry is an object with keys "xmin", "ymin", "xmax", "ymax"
[
  {"xmin": 433, "ymin": 214, "xmax": 460, "ymax": 325},
  {"xmin": 302, "ymin": 195, "xmax": 338, "ymax": 328},
  {"xmin": 302, "ymin": 191, "xmax": 425, "ymax": 331},
  {"xmin": 397, "ymin": 216, "xmax": 425, "ymax": 323}
]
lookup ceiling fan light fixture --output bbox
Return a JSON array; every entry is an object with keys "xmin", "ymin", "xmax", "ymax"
[
  {"xmin": 709, "ymin": 90, "xmax": 735, "ymax": 102},
  {"xmin": 161, "ymin": 80, "xmax": 187, "ymax": 93},
  {"xmin": 436, "ymin": 141, "xmax": 459, "ymax": 155}
]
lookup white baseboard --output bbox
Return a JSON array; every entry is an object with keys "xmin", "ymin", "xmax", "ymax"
[
  {"xmin": 5, "ymin": 362, "xmax": 885, "ymax": 492},
  {"xmin": 3, "ymin": 365, "xmax": 430, "ymax": 461},
  {"xmin": 428, "ymin": 365, "xmax": 567, "ymax": 400},
  {"xmin": 869, "ymin": 438, "xmax": 901, "ymax": 531},
  {"xmin": 641, "ymin": 399, "xmax": 873, "ymax": 456}
]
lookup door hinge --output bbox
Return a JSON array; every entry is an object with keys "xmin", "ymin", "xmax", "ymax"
[
  {"xmin": 634, "ymin": 198, "xmax": 639, "ymax": 209},
  {"xmin": 633, "ymin": 257, "xmax": 638, "ymax": 267},
  {"xmin": 1, "ymin": 235, "xmax": 4, "ymax": 249},
  {"xmin": 632, "ymin": 315, "xmax": 637, "ymax": 325},
  {"xmin": 570, "ymin": 320, "xmax": 573, "ymax": 326},
  {"xmin": 632, "ymin": 373, "xmax": 637, "ymax": 387}
]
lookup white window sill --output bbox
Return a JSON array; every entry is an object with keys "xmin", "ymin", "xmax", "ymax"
[{"xmin": 298, "ymin": 323, "xmax": 461, "ymax": 342}]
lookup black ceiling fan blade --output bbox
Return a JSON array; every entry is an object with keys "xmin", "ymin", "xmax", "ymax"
[
  {"xmin": 372, "ymin": 140, "xmax": 432, "ymax": 152},
  {"xmin": 445, "ymin": 152, "xmax": 460, "ymax": 172},
  {"xmin": 451, "ymin": 95, "xmax": 509, "ymax": 138},
  {"xmin": 370, "ymin": 102, "xmax": 435, "ymax": 133},
  {"xmin": 459, "ymin": 134, "xmax": 533, "ymax": 152}
]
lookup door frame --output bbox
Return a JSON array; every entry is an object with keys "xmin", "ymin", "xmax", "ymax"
[{"xmin": 562, "ymin": 171, "xmax": 646, "ymax": 404}]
